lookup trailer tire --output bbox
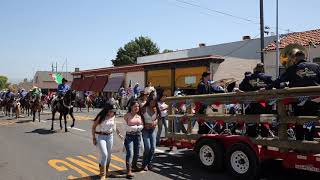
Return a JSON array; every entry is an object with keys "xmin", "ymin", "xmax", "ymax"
[
  {"xmin": 195, "ymin": 140, "xmax": 224, "ymax": 171},
  {"xmin": 226, "ymin": 143, "xmax": 260, "ymax": 180}
]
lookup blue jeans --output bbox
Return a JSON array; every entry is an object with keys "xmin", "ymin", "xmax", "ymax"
[
  {"xmin": 142, "ymin": 128, "xmax": 156, "ymax": 167},
  {"xmin": 97, "ymin": 134, "xmax": 113, "ymax": 168},
  {"xmin": 124, "ymin": 134, "xmax": 141, "ymax": 168}
]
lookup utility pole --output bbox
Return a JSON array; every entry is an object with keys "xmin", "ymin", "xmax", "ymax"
[
  {"xmin": 260, "ymin": 0, "xmax": 265, "ymax": 63},
  {"xmin": 276, "ymin": 0, "xmax": 280, "ymax": 77}
]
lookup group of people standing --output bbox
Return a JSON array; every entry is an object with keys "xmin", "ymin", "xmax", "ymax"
[{"xmin": 92, "ymin": 89, "xmax": 168, "ymax": 179}]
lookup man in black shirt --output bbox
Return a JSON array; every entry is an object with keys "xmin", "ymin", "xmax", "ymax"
[{"xmin": 275, "ymin": 48, "xmax": 320, "ymax": 140}]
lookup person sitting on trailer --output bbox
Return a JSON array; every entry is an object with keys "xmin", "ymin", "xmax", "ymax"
[
  {"xmin": 239, "ymin": 63, "xmax": 274, "ymax": 137},
  {"xmin": 196, "ymin": 72, "xmax": 224, "ymax": 134},
  {"xmin": 274, "ymin": 45, "xmax": 320, "ymax": 141}
]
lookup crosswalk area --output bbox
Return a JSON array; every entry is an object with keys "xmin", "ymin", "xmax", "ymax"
[{"xmin": 48, "ymin": 153, "xmax": 130, "ymax": 179}]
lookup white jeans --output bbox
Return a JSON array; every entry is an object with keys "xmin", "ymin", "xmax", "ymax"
[{"xmin": 97, "ymin": 134, "xmax": 113, "ymax": 168}]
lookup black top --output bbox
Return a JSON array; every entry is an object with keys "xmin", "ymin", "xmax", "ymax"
[{"xmin": 274, "ymin": 60, "xmax": 320, "ymax": 88}]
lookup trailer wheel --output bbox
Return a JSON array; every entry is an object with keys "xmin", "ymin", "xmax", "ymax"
[
  {"xmin": 196, "ymin": 140, "xmax": 224, "ymax": 171},
  {"xmin": 226, "ymin": 143, "xmax": 260, "ymax": 180}
]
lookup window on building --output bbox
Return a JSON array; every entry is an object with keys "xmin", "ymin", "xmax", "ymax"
[{"xmin": 185, "ymin": 76, "xmax": 196, "ymax": 85}]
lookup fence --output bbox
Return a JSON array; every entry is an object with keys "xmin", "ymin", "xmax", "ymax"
[{"xmin": 165, "ymin": 86, "xmax": 320, "ymax": 153}]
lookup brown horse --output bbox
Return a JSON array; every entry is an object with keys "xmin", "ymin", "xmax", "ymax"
[
  {"xmin": 85, "ymin": 95, "xmax": 95, "ymax": 112},
  {"xmin": 31, "ymin": 96, "xmax": 42, "ymax": 122},
  {"xmin": 51, "ymin": 90, "xmax": 76, "ymax": 132}
]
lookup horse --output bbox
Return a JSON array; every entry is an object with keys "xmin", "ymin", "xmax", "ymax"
[
  {"xmin": 20, "ymin": 93, "xmax": 31, "ymax": 116},
  {"xmin": 75, "ymin": 96, "xmax": 85, "ymax": 112},
  {"xmin": 13, "ymin": 98, "xmax": 21, "ymax": 119},
  {"xmin": 0, "ymin": 98, "xmax": 5, "ymax": 115},
  {"xmin": 30, "ymin": 96, "xmax": 42, "ymax": 122},
  {"xmin": 46, "ymin": 95, "xmax": 53, "ymax": 110},
  {"xmin": 85, "ymin": 95, "xmax": 95, "ymax": 112},
  {"xmin": 5, "ymin": 96, "xmax": 14, "ymax": 117},
  {"xmin": 51, "ymin": 90, "xmax": 76, "ymax": 132}
]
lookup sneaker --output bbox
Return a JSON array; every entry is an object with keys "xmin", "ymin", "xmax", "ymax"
[{"xmin": 147, "ymin": 165, "xmax": 153, "ymax": 170}]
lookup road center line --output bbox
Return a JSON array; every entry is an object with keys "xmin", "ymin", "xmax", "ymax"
[{"xmin": 69, "ymin": 127, "xmax": 86, "ymax": 132}]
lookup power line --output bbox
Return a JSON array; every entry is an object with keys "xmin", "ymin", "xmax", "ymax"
[
  {"xmin": 172, "ymin": 0, "xmax": 294, "ymax": 33},
  {"xmin": 174, "ymin": 0, "xmax": 258, "ymax": 24},
  {"xmin": 223, "ymin": 34, "xmax": 260, "ymax": 57}
]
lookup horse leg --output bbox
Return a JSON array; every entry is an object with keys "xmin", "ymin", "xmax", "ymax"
[
  {"xmin": 38, "ymin": 110, "xmax": 40, "ymax": 122},
  {"xmin": 70, "ymin": 113, "xmax": 75, "ymax": 128},
  {"xmin": 59, "ymin": 113, "xmax": 63, "ymax": 130},
  {"xmin": 33, "ymin": 110, "xmax": 36, "ymax": 122},
  {"xmin": 51, "ymin": 112, "xmax": 55, "ymax": 130},
  {"xmin": 64, "ymin": 114, "xmax": 68, "ymax": 132}
]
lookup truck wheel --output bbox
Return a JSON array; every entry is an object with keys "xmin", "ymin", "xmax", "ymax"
[
  {"xmin": 196, "ymin": 140, "xmax": 224, "ymax": 171},
  {"xmin": 226, "ymin": 143, "xmax": 260, "ymax": 180}
]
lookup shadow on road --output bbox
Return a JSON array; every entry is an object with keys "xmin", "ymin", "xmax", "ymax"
[
  {"xmin": 25, "ymin": 128, "xmax": 55, "ymax": 135},
  {"xmin": 70, "ymin": 170, "xmax": 127, "ymax": 180},
  {"xmin": 148, "ymin": 150, "xmax": 320, "ymax": 180},
  {"xmin": 16, "ymin": 120, "xmax": 33, "ymax": 124},
  {"xmin": 150, "ymin": 150, "xmax": 232, "ymax": 180}
]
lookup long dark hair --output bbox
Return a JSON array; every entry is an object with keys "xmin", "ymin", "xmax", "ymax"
[
  {"xmin": 141, "ymin": 91, "xmax": 161, "ymax": 124},
  {"xmin": 93, "ymin": 105, "xmax": 114, "ymax": 124},
  {"xmin": 128, "ymin": 100, "xmax": 140, "ymax": 114}
]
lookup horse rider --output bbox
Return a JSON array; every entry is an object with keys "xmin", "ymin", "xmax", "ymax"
[
  {"xmin": 55, "ymin": 78, "xmax": 70, "ymax": 106},
  {"xmin": 274, "ymin": 46, "xmax": 320, "ymax": 141},
  {"xmin": 5, "ymin": 88, "xmax": 14, "ymax": 100},
  {"xmin": 19, "ymin": 89, "xmax": 28, "ymax": 99},
  {"xmin": 30, "ymin": 86, "xmax": 42, "ymax": 102}
]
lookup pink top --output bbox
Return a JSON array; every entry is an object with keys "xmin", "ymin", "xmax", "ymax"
[{"xmin": 125, "ymin": 112, "xmax": 143, "ymax": 126}]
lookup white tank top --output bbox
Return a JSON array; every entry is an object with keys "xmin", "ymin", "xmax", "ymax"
[
  {"xmin": 97, "ymin": 116, "xmax": 116, "ymax": 133},
  {"xmin": 143, "ymin": 108, "xmax": 157, "ymax": 124}
]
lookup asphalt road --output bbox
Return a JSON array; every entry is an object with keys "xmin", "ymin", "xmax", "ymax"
[{"xmin": 0, "ymin": 108, "xmax": 319, "ymax": 180}]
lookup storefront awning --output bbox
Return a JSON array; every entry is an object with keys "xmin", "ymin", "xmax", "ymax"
[
  {"xmin": 90, "ymin": 76, "xmax": 108, "ymax": 92},
  {"xmin": 77, "ymin": 77, "xmax": 94, "ymax": 91},
  {"xmin": 103, "ymin": 75, "xmax": 124, "ymax": 92}
]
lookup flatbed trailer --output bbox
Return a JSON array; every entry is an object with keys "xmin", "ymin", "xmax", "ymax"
[{"xmin": 160, "ymin": 86, "xmax": 320, "ymax": 180}]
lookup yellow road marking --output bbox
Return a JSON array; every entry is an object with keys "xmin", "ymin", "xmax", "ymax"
[
  {"xmin": 48, "ymin": 159, "xmax": 89, "ymax": 178},
  {"xmin": 111, "ymin": 154, "xmax": 126, "ymax": 164},
  {"xmin": 0, "ymin": 121, "xmax": 16, "ymax": 126},
  {"xmin": 49, "ymin": 154, "xmax": 126, "ymax": 179}
]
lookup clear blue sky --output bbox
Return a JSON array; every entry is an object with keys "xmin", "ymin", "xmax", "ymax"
[{"xmin": 1, "ymin": 0, "xmax": 319, "ymax": 83}]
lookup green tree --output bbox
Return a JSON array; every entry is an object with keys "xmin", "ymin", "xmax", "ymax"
[
  {"xmin": 0, "ymin": 75, "xmax": 9, "ymax": 90},
  {"xmin": 111, "ymin": 36, "xmax": 160, "ymax": 66},
  {"xmin": 162, "ymin": 49, "xmax": 174, "ymax": 53}
]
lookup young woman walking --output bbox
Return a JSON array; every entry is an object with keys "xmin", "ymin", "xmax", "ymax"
[
  {"xmin": 124, "ymin": 100, "xmax": 144, "ymax": 178},
  {"xmin": 92, "ymin": 102, "xmax": 123, "ymax": 180}
]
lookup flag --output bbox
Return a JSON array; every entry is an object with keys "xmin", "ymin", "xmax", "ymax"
[{"xmin": 49, "ymin": 73, "xmax": 63, "ymax": 84}]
